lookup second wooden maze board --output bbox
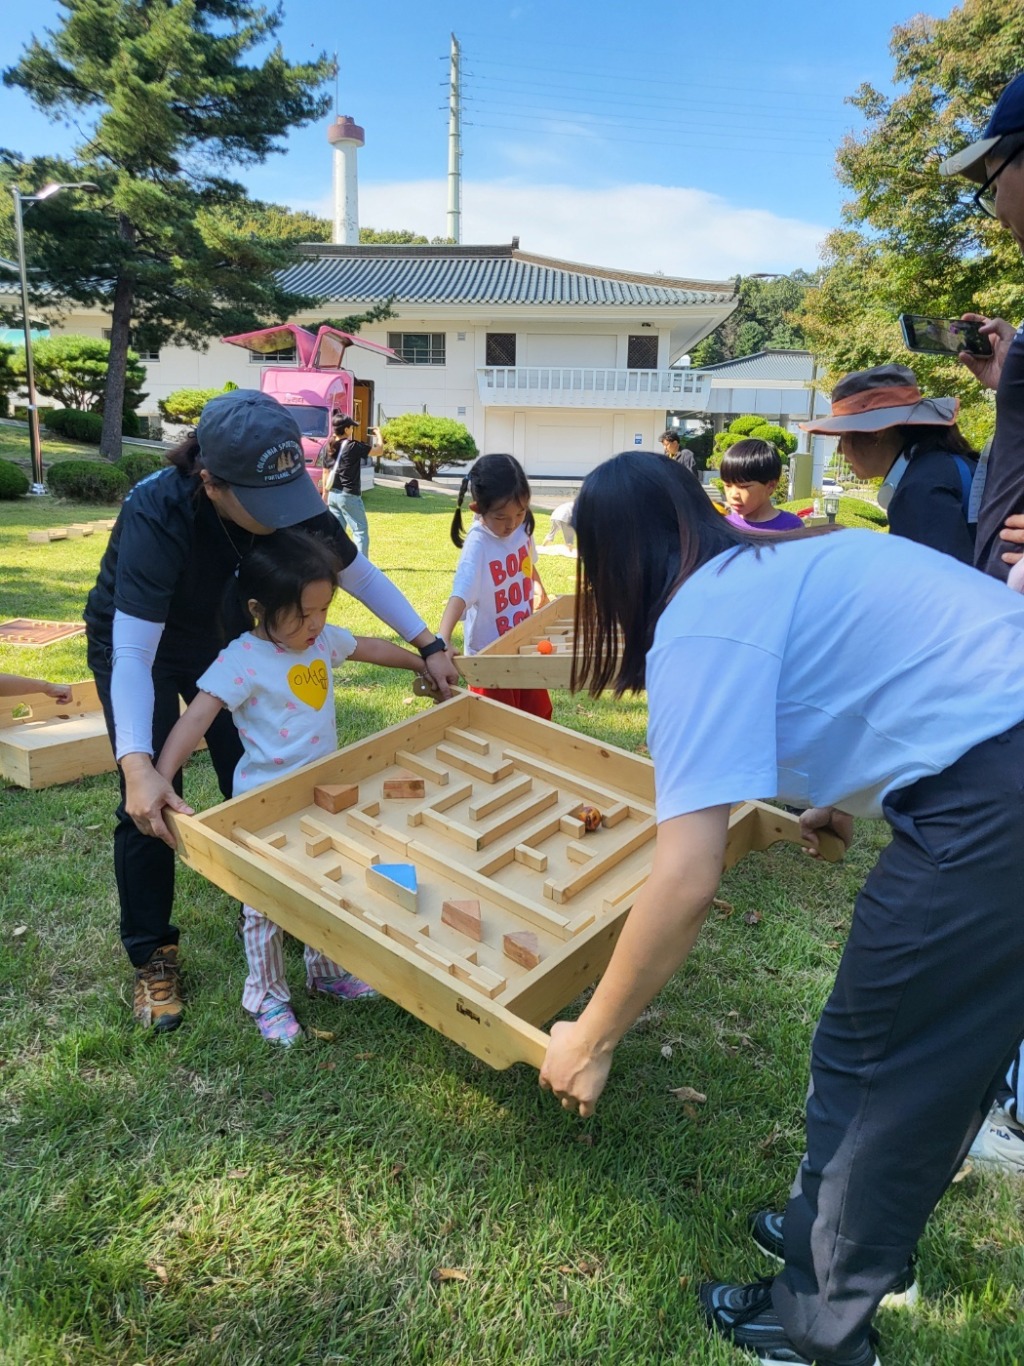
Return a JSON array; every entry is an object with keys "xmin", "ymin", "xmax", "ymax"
[
  {"xmin": 172, "ymin": 694, "xmax": 824, "ymax": 1070},
  {"xmin": 455, "ymin": 595, "xmax": 582, "ymax": 691}
]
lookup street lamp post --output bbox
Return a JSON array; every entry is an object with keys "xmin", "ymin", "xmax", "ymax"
[{"xmin": 11, "ymin": 182, "xmax": 99, "ymax": 495}]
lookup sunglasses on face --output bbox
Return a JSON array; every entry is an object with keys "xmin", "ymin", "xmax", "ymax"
[{"xmin": 974, "ymin": 148, "xmax": 1021, "ymax": 218}]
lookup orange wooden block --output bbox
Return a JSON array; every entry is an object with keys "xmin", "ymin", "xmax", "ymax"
[
  {"xmin": 383, "ymin": 770, "xmax": 426, "ymax": 799},
  {"xmin": 314, "ymin": 783, "xmax": 359, "ymax": 814},
  {"xmin": 503, "ymin": 930, "xmax": 541, "ymax": 969},
  {"xmin": 441, "ymin": 897, "xmax": 483, "ymax": 941}
]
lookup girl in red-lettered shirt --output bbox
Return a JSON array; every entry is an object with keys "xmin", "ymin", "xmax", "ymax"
[{"xmin": 438, "ymin": 453, "xmax": 552, "ymax": 720}]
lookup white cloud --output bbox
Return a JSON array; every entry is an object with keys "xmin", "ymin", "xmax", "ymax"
[{"xmin": 299, "ymin": 177, "xmax": 828, "ymax": 279}]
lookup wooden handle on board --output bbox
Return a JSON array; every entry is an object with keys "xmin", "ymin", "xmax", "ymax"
[{"xmin": 814, "ymin": 826, "xmax": 847, "ymax": 864}]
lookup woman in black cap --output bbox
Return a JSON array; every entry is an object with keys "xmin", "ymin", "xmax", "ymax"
[
  {"xmin": 802, "ymin": 363, "xmax": 978, "ymax": 563},
  {"xmin": 84, "ymin": 389, "xmax": 455, "ymax": 1033}
]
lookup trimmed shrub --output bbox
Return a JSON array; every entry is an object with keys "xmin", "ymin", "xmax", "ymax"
[
  {"xmin": 0, "ymin": 459, "xmax": 29, "ymax": 499},
  {"xmin": 47, "ymin": 460, "xmax": 129, "ymax": 503},
  {"xmin": 380, "ymin": 414, "xmax": 478, "ymax": 480},
  {"xmin": 728, "ymin": 415, "xmax": 766, "ymax": 436},
  {"xmin": 747, "ymin": 421, "xmax": 798, "ymax": 457},
  {"xmin": 159, "ymin": 384, "xmax": 234, "ymax": 425},
  {"xmin": 43, "ymin": 408, "xmax": 104, "ymax": 443},
  {"xmin": 116, "ymin": 451, "xmax": 166, "ymax": 488}
]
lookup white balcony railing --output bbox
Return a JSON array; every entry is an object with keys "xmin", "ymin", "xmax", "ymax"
[{"xmin": 476, "ymin": 366, "xmax": 712, "ymax": 410}]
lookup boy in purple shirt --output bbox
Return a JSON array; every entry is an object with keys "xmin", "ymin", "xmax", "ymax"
[{"xmin": 721, "ymin": 438, "xmax": 804, "ymax": 532}]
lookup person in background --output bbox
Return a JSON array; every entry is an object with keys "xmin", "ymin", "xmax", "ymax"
[
  {"xmin": 321, "ymin": 413, "xmax": 382, "ymax": 557},
  {"xmin": 719, "ymin": 439, "xmax": 804, "ymax": 532},
  {"xmin": 802, "ymin": 365, "xmax": 977, "ymax": 563},
  {"xmin": 541, "ymin": 499, "xmax": 576, "ymax": 551},
  {"xmin": 659, "ymin": 428, "xmax": 698, "ymax": 475},
  {"xmin": 940, "ymin": 70, "xmax": 1024, "ymax": 1172}
]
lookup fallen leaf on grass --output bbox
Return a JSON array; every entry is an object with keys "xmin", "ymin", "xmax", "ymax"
[
  {"xmin": 354, "ymin": 1052, "xmax": 377, "ymax": 1061},
  {"xmin": 308, "ymin": 1027, "xmax": 335, "ymax": 1041},
  {"xmin": 316, "ymin": 1061, "xmax": 337, "ymax": 1072},
  {"xmin": 209, "ymin": 1325, "xmax": 227, "ymax": 1342},
  {"xmin": 668, "ymin": 1086, "xmax": 707, "ymax": 1104},
  {"xmin": 678, "ymin": 1275, "xmax": 690, "ymax": 1290},
  {"xmin": 552, "ymin": 1299, "xmax": 572, "ymax": 1317},
  {"xmin": 431, "ymin": 1267, "xmax": 469, "ymax": 1284},
  {"xmin": 388, "ymin": 1162, "xmax": 406, "ymax": 1179},
  {"xmin": 575, "ymin": 1133, "xmax": 594, "ymax": 1147},
  {"xmin": 743, "ymin": 909, "xmax": 763, "ymax": 926},
  {"xmin": 712, "ymin": 897, "xmax": 733, "ymax": 913},
  {"xmin": 85, "ymin": 824, "xmax": 101, "ymax": 832},
  {"xmin": 12, "ymin": 926, "xmax": 27, "ymax": 938},
  {"xmin": 226, "ymin": 1169, "xmax": 249, "ymax": 1179},
  {"xmin": 825, "ymin": 941, "xmax": 842, "ymax": 950},
  {"xmin": 952, "ymin": 1159, "xmax": 973, "ymax": 1183},
  {"xmin": 148, "ymin": 1263, "xmax": 169, "ymax": 1284},
  {"xmin": 660, "ymin": 1044, "xmax": 673, "ymax": 1059}
]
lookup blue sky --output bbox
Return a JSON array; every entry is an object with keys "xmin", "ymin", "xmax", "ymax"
[{"xmin": 0, "ymin": 0, "xmax": 960, "ymax": 279}]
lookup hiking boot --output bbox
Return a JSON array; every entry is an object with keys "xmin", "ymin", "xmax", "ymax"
[
  {"xmin": 253, "ymin": 1000, "xmax": 303, "ymax": 1047},
  {"xmin": 309, "ymin": 971, "xmax": 378, "ymax": 1002},
  {"xmin": 698, "ymin": 1277, "xmax": 881, "ymax": 1366},
  {"xmin": 749, "ymin": 1212, "xmax": 918, "ymax": 1308},
  {"xmin": 133, "ymin": 945, "xmax": 183, "ymax": 1032},
  {"xmin": 968, "ymin": 1105, "xmax": 1024, "ymax": 1174}
]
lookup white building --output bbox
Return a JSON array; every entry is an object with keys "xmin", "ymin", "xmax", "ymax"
[{"xmin": 13, "ymin": 240, "xmax": 738, "ymax": 480}]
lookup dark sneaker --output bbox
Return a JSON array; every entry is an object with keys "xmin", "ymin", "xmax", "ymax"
[
  {"xmin": 698, "ymin": 1277, "xmax": 881, "ymax": 1365},
  {"xmin": 132, "ymin": 945, "xmax": 183, "ymax": 1032},
  {"xmin": 748, "ymin": 1212, "xmax": 918, "ymax": 1308}
]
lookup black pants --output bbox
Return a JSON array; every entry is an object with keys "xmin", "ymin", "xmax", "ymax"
[
  {"xmin": 89, "ymin": 634, "xmax": 243, "ymax": 967},
  {"xmin": 773, "ymin": 722, "xmax": 1024, "ymax": 1360}
]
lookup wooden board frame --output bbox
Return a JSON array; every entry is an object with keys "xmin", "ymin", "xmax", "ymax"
[
  {"xmin": 169, "ymin": 693, "xmax": 835, "ymax": 1071},
  {"xmin": 0, "ymin": 681, "xmax": 115, "ymax": 789},
  {"xmin": 455, "ymin": 595, "xmax": 581, "ymax": 691}
]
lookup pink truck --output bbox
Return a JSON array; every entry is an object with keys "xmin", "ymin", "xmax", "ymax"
[{"xmin": 221, "ymin": 323, "xmax": 398, "ymax": 491}]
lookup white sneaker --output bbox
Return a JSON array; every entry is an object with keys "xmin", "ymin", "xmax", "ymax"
[{"xmin": 969, "ymin": 1105, "xmax": 1024, "ymax": 1174}]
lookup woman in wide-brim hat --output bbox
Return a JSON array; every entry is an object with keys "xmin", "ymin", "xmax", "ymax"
[{"xmin": 802, "ymin": 363, "xmax": 978, "ymax": 564}]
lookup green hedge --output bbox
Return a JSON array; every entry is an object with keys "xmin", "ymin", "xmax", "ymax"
[
  {"xmin": 116, "ymin": 451, "xmax": 166, "ymax": 488},
  {"xmin": 47, "ymin": 460, "xmax": 129, "ymax": 503},
  {"xmin": 43, "ymin": 409, "xmax": 103, "ymax": 443},
  {"xmin": 0, "ymin": 459, "xmax": 29, "ymax": 500}
]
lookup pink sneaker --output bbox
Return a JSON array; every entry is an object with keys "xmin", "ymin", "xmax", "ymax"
[
  {"xmin": 253, "ymin": 1000, "xmax": 303, "ymax": 1046},
  {"xmin": 310, "ymin": 972, "xmax": 378, "ymax": 1001}
]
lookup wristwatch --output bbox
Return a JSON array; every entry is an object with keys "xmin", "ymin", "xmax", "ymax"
[{"xmin": 418, "ymin": 635, "xmax": 448, "ymax": 661}]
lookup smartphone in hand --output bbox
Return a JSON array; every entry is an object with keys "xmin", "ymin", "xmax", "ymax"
[{"xmin": 899, "ymin": 313, "xmax": 993, "ymax": 358}]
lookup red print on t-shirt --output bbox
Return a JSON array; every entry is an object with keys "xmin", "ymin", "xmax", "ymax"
[{"xmin": 490, "ymin": 543, "xmax": 532, "ymax": 636}]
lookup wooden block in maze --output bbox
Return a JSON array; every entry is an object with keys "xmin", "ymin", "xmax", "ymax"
[
  {"xmin": 559, "ymin": 815, "xmax": 586, "ymax": 838},
  {"xmin": 503, "ymin": 931, "xmax": 542, "ymax": 970},
  {"xmin": 365, "ymin": 862, "xmax": 419, "ymax": 912},
  {"xmin": 514, "ymin": 844, "xmax": 547, "ymax": 872},
  {"xmin": 394, "ymin": 748, "xmax": 450, "ymax": 785},
  {"xmin": 435, "ymin": 741, "xmax": 513, "ymax": 784},
  {"xmin": 314, "ymin": 782, "xmax": 358, "ymax": 813},
  {"xmin": 565, "ymin": 841, "xmax": 593, "ymax": 865},
  {"xmin": 382, "ymin": 770, "xmax": 426, "ymax": 799},
  {"xmin": 441, "ymin": 897, "xmax": 483, "ymax": 941}
]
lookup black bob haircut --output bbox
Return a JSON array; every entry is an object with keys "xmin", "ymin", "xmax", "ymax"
[
  {"xmin": 224, "ymin": 529, "xmax": 342, "ymax": 643},
  {"xmin": 719, "ymin": 438, "xmax": 783, "ymax": 485}
]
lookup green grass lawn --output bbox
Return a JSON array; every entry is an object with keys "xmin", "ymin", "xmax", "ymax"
[{"xmin": 1, "ymin": 447, "xmax": 1022, "ymax": 1365}]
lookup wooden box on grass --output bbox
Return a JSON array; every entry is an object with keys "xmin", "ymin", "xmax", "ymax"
[
  {"xmin": 455, "ymin": 595, "xmax": 581, "ymax": 692},
  {"xmin": 0, "ymin": 681, "xmax": 115, "ymax": 789},
  {"xmin": 169, "ymin": 693, "xmax": 819, "ymax": 1071}
]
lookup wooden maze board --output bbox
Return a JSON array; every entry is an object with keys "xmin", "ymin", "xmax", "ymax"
[
  {"xmin": 171, "ymin": 693, "xmax": 830, "ymax": 1071},
  {"xmin": 456, "ymin": 595, "xmax": 582, "ymax": 691},
  {"xmin": 0, "ymin": 681, "xmax": 115, "ymax": 789}
]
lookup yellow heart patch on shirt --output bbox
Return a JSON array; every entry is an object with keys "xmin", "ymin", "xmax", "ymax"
[{"xmin": 288, "ymin": 660, "xmax": 329, "ymax": 710}]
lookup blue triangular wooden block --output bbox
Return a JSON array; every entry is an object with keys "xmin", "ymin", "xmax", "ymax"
[{"xmin": 375, "ymin": 863, "xmax": 418, "ymax": 893}]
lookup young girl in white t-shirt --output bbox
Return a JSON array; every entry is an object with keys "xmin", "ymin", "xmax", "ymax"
[
  {"xmin": 156, "ymin": 530, "xmax": 427, "ymax": 1046},
  {"xmin": 438, "ymin": 453, "xmax": 551, "ymax": 720}
]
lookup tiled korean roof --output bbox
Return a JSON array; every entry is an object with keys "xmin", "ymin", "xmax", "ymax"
[
  {"xmin": 279, "ymin": 242, "xmax": 736, "ymax": 307},
  {"xmin": 698, "ymin": 349, "xmax": 815, "ymax": 380}
]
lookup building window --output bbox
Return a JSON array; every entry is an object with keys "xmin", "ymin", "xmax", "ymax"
[
  {"xmin": 626, "ymin": 334, "xmax": 659, "ymax": 369},
  {"xmin": 387, "ymin": 332, "xmax": 446, "ymax": 365},
  {"xmin": 485, "ymin": 333, "xmax": 517, "ymax": 366},
  {"xmin": 248, "ymin": 346, "xmax": 295, "ymax": 364},
  {"xmin": 103, "ymin": 328, "xmax": 160, "ymax": 362}
]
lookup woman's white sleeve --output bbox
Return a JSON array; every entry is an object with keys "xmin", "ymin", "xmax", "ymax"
[
  {"xmin": 338, "ymin": 552, "xmax": 427, "ymax": 642},
  {"xmin": 111, "ymin": 610, "xmax": 165, "ymax": 760}
]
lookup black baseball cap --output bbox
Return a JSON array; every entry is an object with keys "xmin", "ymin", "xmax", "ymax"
[
  {"xmin": 941, "ymin": 72, "xmax": 1024, "ymax": 182},
  {"xmin": 196, "ymin": 390, "xmax": 324, "ymax": 529}
]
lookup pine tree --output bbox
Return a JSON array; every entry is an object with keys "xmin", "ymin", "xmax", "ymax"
[{"xmin": 1, "ymin": 0, "xmax": 333, "ymax": 455}]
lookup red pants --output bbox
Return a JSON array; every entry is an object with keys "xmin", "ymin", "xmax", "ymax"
[{"xmin": 469, "ymin": 685, "xmax": 553, "ymax": 721}]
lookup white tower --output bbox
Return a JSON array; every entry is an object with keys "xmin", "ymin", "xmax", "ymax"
[{"xmin": 328, "ymin": 115, "xmax": 365, "ymax": 245}]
